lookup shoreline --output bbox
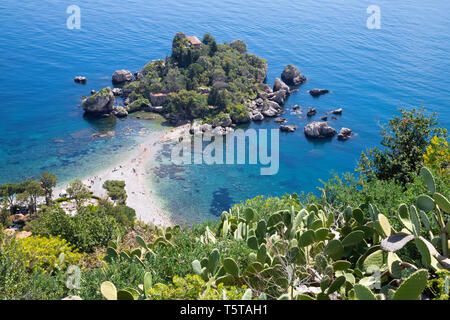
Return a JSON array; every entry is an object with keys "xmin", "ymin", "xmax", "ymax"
[{"xmin": 54, "ymin": 123, "xmax": 190, "ymax": 227}]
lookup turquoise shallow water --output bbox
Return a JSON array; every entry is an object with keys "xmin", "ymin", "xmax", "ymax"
[{"xmin": 0, "ymin": 0, "xmax": 449, "ymax": 224}]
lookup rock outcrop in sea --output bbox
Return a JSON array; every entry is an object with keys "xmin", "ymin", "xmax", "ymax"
[
  {"xmin": 81, "ymin": 87, "xmax": 115, "ymax": 115},
  {"xmin": 337, "ymin": 127, "xmax": 352, "ymax": 140},
  {"xmin": 304, "ymin": 122, "xmax": 337, "ymax": 139},
  {"xmin": 281, "ymin": 64, "xmax": 307, "ymax": 85},
  {"xmin": 309, "ymin": 89, "xmax": 329, "ymax": 97},
  {"xmin": 112, "ymin": 70, "xmax": 133, "ymax": 84}
]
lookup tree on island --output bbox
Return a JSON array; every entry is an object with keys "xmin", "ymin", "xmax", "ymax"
[
  {"xmin": 40, "ymin": 172, "xmax": 58, "ymax": 206},
  {"xmin": 67, "ymin": 179, "xmax": 91, "ymax": 209}
]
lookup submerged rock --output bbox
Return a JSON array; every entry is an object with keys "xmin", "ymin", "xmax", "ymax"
[
  {"xmin": 309, "ymin": 89, "xmax": 329, "ymax": 97},
  {"xmin": 274, "ymin": 117, "xmax": 287, "ymax": 123},
  {"xmin": 337, "ymin": 128, "xmax": 352, "ymax": 141},
  {"xmin": 112, "ymin": 70, "xmax": 133, "ymax": 84},
  {"xmin": 330, "ymin": 108, "xmax": 343, "ymax": 115},
  {"xmin": 281, "ymin": 64, "xmax": 307, "ymax": 85},
  {"xmin": 81, "ymin": 87, "xmax": 115, "ymax": 115},
  {"xmin": 280, "ymin": 125, "xmax": 297, "ymax": 132},
  {"xmin": 304, "ymin": 122, "xmax": 337, "ymax": 139}
]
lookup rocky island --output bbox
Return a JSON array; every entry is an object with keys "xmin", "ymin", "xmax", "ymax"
[{"xmin": 81, "ymin": 33, "xmax": 308, "ymax": 135}]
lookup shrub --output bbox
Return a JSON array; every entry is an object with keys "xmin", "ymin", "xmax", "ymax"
[
  {"xmin": 423, "ymin": 135, "xmax": 450, "ymax": 179},
  {"xmin": 0, "ymin": 234, "xmax": 68, "ymax": 300},
  {"xmin": 358, "ymin": 108, "xmax": 447, "ymax": 186},
  {"xmin": 148, "ymin": 275, "xmax": 247, "ymax": 300},
  {"xmin": 15, "ymin": 235, "xmax": 82, "ymax": 274},
  {"xmin": 31, "ymin": 205, "xmax": 123, "ymax": 253},
  {"xmin": 427, "ymin": 270, "xmax": 450, "ymax": 300}
]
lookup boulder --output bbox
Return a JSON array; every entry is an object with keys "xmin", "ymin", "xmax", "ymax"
[
  {"xmin": 112, "ymin": 88, "xmax": 123, "ymax": 96},
  {"xmin": 330, "ymin": 108, "xmax": 343, "ymax": 115},
  {"xmin": 74, "ymin": 76, "xmax": 87, "ymax": 83},
  {"xmin": 274, "ymin": 117, "xmax": 287, "ymax": 123},
  {"xmin": 273, "ymin": 78, "xmax": 290, "ymax": 93},
  {"xmin": 11, "ymin": 214, "xmax": 27, "ymax": 225},
  {"xmin": 189, "ymin": 121, "xmax": 203, "ymax": 136},
  {"xmin": 309, "ymin": 89, "xmax": 329, "ymax": 97},
  {"xmin": 262, "ymin": 101, "xmax": 282, "ymax": 117},
  {"xmin": 112, "ymin": 70, "xmax": 133, "ymax": 84},
  {"xmin": 337, "ymin": 128, "xmax": 352, "ymax": 141},
  {"xmin": 255, "ymin": 98, "xmax": 264, "ymax": 107},
  {"xmin": 15, "ymin": 231, "xmax": 32, "ymax": 239},
  {"xmin": 280, "ymin": 125, "xmax": 297, "ymax": 132},
  {"xmin": 304, "ymin": 122, "xmax": 337, "ymax": 139},
  {"xmin": 293, "ymin": 105, "xmax": 300, "ymax": 110},
  {"xmin": 321, "ymin": 116, "xmax": 328, "ymax": 121},
  {"xmin": 113, "ymin": 106, "xmax": 128, "ymax": 118},
  {"xmin": 81, "ymin": 87, "xmax": 115, "ymax": 115},
  {"xmin": 268, "ymin": 89, "xmax": 287, "ymax": 105},
  {"xmin": 201, "ymin": 124, "xmax": 213, "ymax": 132},
  {"xmin": 212, "ymin": 126, "xmax": 234, "ymax": 136},
  {"xmin": 281, "ymin": 64, "xmax": 307, "ymax": 85},
  {"xmin": 90, "ymin": 90, "xmax": 96, "ymax": 95},
  {"xmin": 307, "ymin": 107, "xmax": 317, "ymax": 117},
  {"xmin": 251, "ymin": 112, "xmax": 264, "ymax": 121}
]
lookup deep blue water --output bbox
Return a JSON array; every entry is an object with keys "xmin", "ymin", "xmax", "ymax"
[{"xmin": 1, "ymin": 0, "xmax": 449, "ymax": 224}]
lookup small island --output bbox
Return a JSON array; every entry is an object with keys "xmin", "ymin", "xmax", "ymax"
[{"xmin": 82, "ymin": 33, "xmax": 307, "ymax": 135}]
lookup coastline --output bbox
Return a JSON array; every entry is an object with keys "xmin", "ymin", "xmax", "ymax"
[{"xmin": 53, "ymin": 123, "xmax": 190, "ymax": 227}]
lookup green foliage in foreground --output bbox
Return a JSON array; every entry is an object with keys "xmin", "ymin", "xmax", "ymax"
[
  {"xmin": 30, "ymin": 205, "xmax": 123, "ymax": 253},
  {"xmin": 97, "ymin": 167, "xmax": 449, "ymax": 300}
]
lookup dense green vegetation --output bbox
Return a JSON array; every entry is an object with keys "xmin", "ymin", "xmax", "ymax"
[
  {"xmin": 121, "ymin": 33, "xmax": 268, "ymax": 124},
  {"xmin": 0, "ymin": 108, "xmax": 448, "ymax": 300}
]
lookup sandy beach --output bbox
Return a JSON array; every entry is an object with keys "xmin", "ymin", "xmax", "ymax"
[{"xmin": 54, "ymin": 124, "xmax": 191, "ymax": 227}]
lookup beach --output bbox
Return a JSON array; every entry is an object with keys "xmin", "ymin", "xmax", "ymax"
[{"xmin": 53, "ymin": 124, "xmax": 190, "ymax": 227}]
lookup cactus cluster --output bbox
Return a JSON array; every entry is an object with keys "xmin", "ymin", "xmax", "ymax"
[
  {"xmin": 195, "ymin": 166, "xmax": 448, "ymax": 300},
  {"xmin": 103, "ymin": 226, "xmax": 179, "ymax": 267},
  {"xmin": 99, "ymin": 166, "xmax": 448, "ymax": 300}
]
